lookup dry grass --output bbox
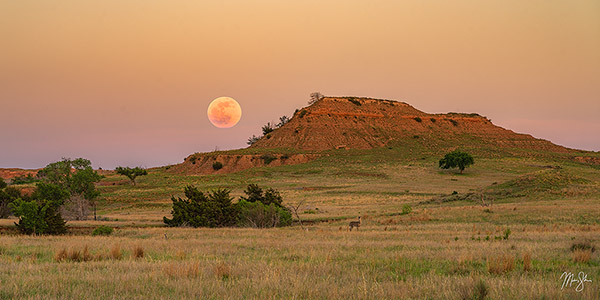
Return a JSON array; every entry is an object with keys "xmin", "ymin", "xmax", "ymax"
[
  {"xmin": 163, "ymin": 261, "xmax": 201, "ymax": 279},
  {"xmin": 54, "ymin": 248, "xmax": 68, "ymax": 262},
  {"xmin": 132, "ymin": 245, "xmax": 144, "ymax": 259},
  {"xmin": 522, "ymin": 251, "xmax": 531, "ymax": 272},
  {"xmin": 214, "ymin": 262, "xmax": 231, "ymax": 280},
  {"xmin": 487, "ymin": 253, "xmax": 515, "ymax": 275},
  {"xmin": 110, "ymin": 244, "xmax": 122, "ymax": 260},
  {"xmin": 572, "ymin": 249, "xmax": 592, "ymax": 263}
]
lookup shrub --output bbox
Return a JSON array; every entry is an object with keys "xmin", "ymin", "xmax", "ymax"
[
  {"xmin": 0, "ymin": 180, "xmax": 6, "ymax": 189},
  {"xmin": 163, "ymin": 186, "xmax": 237, "ymax": 228},
  {"xmin": 240, "ymin": 184, "xmax": 283, "ymax": 207},
  {"xmin": 261, "ymin": 154, "xmax": 277, "ymax": 165},
  {"xmin": 236, "ymin": 200, "xmax": 292, "ymax": 228},
  {"xmin": 413, "ymin": 117, "xmax": 422, "ymax": 122},
  {"xmin": 212, "ymin": 161, "xmax": 223, "ymax": 170},
  {"xmin": 439, "ymin": 150, "xmax": 475, "ymax": 174},
  {"xmin": 401, "ymin": 204, "xmax": 412, "ymax": 215},
  {"xmin": 10, "ymin": 183, "xmax": 68, "ymax": 235},
  {"xmin": 348, "ymin": 98, "xmax": 362, "ymax": 106},
  {"xmin": 0, "ymin": 186, "xmax": 22, "ymax": 218},
  {"xmin": 247, "ymin": 135, "xmax": 261, "ymax": 145},
  {"xmin": 487, "ymin": 254, "xmax": 514, "ymax": 274},
  {"xmin": 447, "ymin": 119, "xmax": 458, "ymax": 126},
  {"xmin": 298, "ymin": 110, "xmax": 307, "ymax": 118},
  {"xmin": 262, "ymin": 123, "xmax": 274, "ymax": 135},
  {"xmin": 430, "ymin": 118, "xmax": 436, "ymax": 123},
  {"xmin": 92, "ymin": 225, "xmax": 114, "ymax": 236},
  {"xmin": 503, "ymin": 228, "xmax": 511, "ymax": 240}
]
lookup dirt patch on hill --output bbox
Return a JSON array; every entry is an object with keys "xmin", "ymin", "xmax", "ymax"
[{"xmin": 0, "ymin": 169, "xmax": 39, "ymax": 181}]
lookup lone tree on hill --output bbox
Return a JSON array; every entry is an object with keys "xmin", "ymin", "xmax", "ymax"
[
  {"xmin": 308, "ymin": 92, "xmax": 324, "ymax": 105},
  {"xmin": 438, "ymin": 150, "xmax": 474, "ymax": 174},
  {"xmin": 116, "ymin": 167, "xmax": 148, "ymax": 186}
]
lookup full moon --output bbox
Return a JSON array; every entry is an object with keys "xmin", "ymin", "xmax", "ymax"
[{"xmin": 207, "ymin": 97, "xmax": 242, "ymax": 128}]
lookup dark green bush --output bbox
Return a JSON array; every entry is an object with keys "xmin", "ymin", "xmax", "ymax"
[
  {"xmin": 348, "ymin": 98, "xmax": 362, "ymax": 106},
  {"xmin": 240, "ymin": 184, "xmax": 283, "ymax": 207},
  {"xmin": 164, "ymin": 184, "xmax": 290, "ymax": 229},
  {"xmin": 413, "ymin": 117, "xmax": 422, "ymax": 123},
  {"xmin": 92, "ymin": 225, "xmax": 114, "ymax": 236},
  {"xmin": 212, "ymin": 161, "xmax": 223, "ymax": 170},
  {"xmin": 430, "ymin": 118, "xmax": 436, "ymax": 123},
  {"xmin": 262, "ymin": 123, "xmax": 274, "ymax": 135},
  {"xmin": 298, "ymin": 110, "xmax": 307, "ymax": 118},
  {"xmin": 0, "ymin": 186, "xmax": 21, "ymax": 218},
  {"xmin": 261, "ymin": 154, "xmax": 277, "ymax": 165},
  {"xmin": 163, "ymin": 186, "xmax": 237, "ymax": 228}
]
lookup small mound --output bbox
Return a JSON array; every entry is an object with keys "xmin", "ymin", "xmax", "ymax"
[{"xmin": 426, "ymin": 168, "xmax": 592, "ymax": 204}]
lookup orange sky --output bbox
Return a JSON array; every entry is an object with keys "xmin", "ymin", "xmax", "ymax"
[{"xmin": 1, "ymin": 0, "xmax": 599, "ymax": 168}]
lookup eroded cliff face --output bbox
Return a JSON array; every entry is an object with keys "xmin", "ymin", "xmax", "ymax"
[
  {"xmin": 250, "ymin": 97, "xmax": 570, "ymax": 153},
  {"xmin": 170, "ymin": 153, "xmax": 320, "ymax": 175}
]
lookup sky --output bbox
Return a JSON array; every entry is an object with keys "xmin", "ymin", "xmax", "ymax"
[{"xmin": 1, "ymin": 0, "xmax": 599, "ymax": 169}]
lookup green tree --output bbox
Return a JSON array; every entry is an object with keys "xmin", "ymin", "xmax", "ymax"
[
  {"xmin": 241, "ymin": 184, "xmax": 283, "ymax": 207},
  {"xmin": 10, "ymin": 182, "xmax": 69, "ymax": 235},
  {"xmin": 115, "ymin": 166, "xmax": 148, "ymax": 186},
  {"xmin": 163, "ymin": 186, "xmax": 237, "ymax": 228},
  {"xmin": 438, "ymin": 150, "xmax": 475, "ymax": 174},
  {"xmin": 0, "ymin": 185, "xmax": 21, "ymax": 218},
  {"xmin": 37, "ymin": 158, "xmax": 102, "ymax": 220}
]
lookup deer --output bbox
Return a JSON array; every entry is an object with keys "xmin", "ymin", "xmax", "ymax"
[{"xmin": 348, "ymin": 216, "xmax": 361, "ymax": 231}]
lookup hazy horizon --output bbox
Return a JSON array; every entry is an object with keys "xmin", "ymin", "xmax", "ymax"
[{"xmin": 1, "ymin": 0, "xmax": 599, "ymax": 169}]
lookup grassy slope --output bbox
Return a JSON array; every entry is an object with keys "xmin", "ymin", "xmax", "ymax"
[{"xmin": 1, "ymin": 146, "xmax": 599, "ymax": 299}]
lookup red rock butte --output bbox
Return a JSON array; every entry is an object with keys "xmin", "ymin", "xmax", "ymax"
[{"xmin": 251, "ymin": 97, "xmax": 570, "ymax": 153}]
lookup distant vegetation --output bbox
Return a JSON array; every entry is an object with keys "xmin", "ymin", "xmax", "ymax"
[
  {"xmin": 10, "ymin": 174, "xmax": 39, "ymax": 185},
  {"xmin": 439, "ymin": 150, "xmax": 474, "ymax": 174},
  {"xmin": 115, "ymin": 166, "xmax": 147, "ymax": 186},
  {"xmin": 247, "ymin": 115, "xmax": 290, "ymax": 145},
  {"xmin": 212, "ymin": 161, "xmax": 223, "ymax": 170},
  {"xmin": 308, "ymin": 92, "xmax": 324, "ymax": 105},
  {"xmin": 348, "ymin": 97, "xmax": 362, "ymax": 106},
  {"xmin": 0, "ymin": 183, "xmax": 21, "ymax": 218},
  {"xmin": 10, "ymin": 158, "xmax": 103, "ymax": 234},
  {"xmin": 163, "ymin": 184, "xmax": 291, "ymax": 228}
]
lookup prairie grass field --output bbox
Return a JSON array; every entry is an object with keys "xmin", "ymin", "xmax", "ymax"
[{"xmin": 1, "ymin": 148, "xmax": 599, "ymax": 299}]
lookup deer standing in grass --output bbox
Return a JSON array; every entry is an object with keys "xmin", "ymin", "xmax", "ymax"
[{"xmin": 349, "ymin": 216, "xmax": 361, "ymax": 231}]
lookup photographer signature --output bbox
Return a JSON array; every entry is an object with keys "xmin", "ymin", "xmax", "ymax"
[{"xmin": 560, "ymin": 271, "xmax": 592, "ymax": 292}]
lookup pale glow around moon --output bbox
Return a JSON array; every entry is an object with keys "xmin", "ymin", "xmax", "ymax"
[{"xmin": 207, "ymin": 97, "xmax": 242, "ymax": 128}]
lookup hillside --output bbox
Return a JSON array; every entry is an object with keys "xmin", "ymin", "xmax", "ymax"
[
  {"xmin": 172, "ymin": 97, "xmax": 586, "ymax": 175},
  {"xmin": 252, "ymin": 97, "xmax": 570, "ymax": 153}
]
